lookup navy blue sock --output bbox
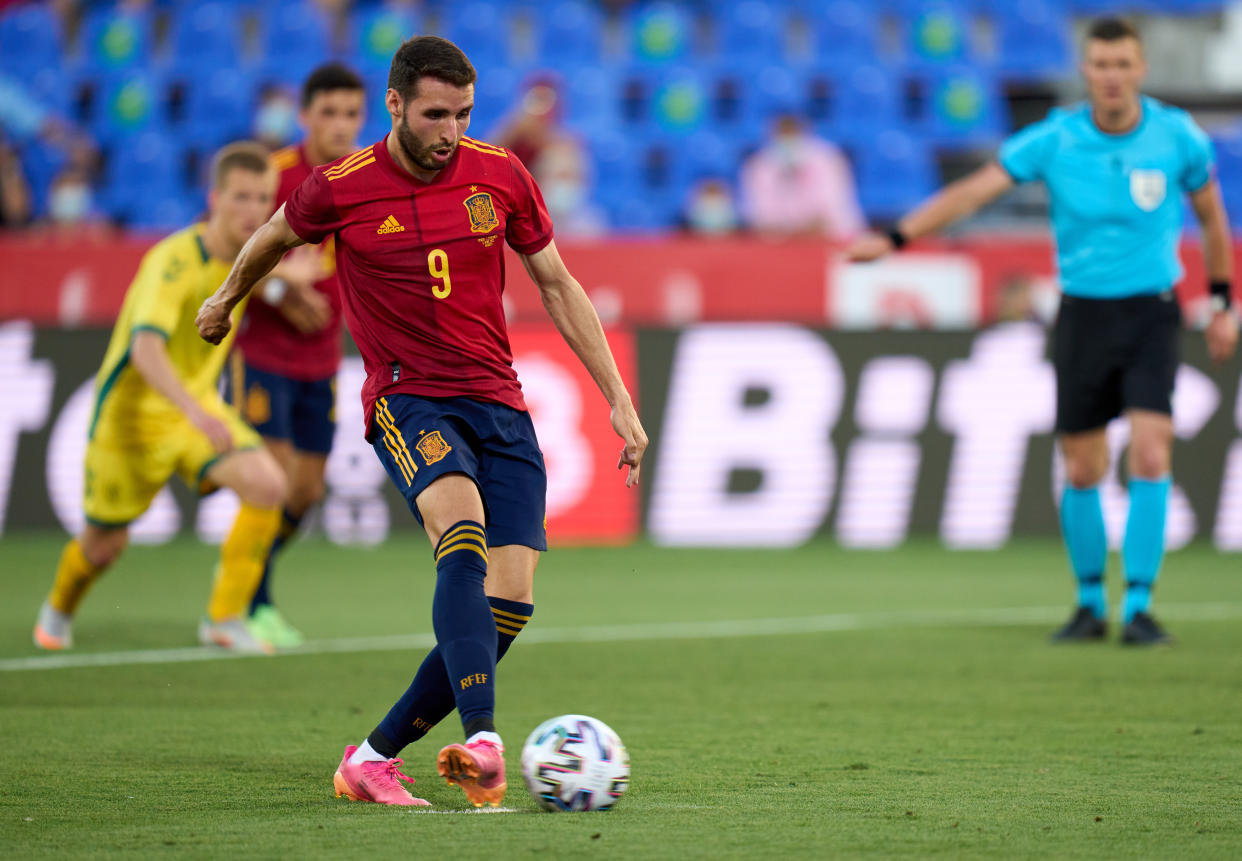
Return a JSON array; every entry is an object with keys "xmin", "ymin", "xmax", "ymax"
[
  {"xmin": 369, "ymin": 597, "xmax": 533, "ymax": 757},
  {"xmin": 427, "ymin": 521, "xmax": 496, "ymax": 737},
  {"xmin": 249, "ymin": 509, "xmax": 301, "ymax": 613}
]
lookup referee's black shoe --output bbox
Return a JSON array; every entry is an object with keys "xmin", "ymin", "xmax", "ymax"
[
  {"xmin": 1050, "ymin": 606, "xmax": 1107, "ymax": 642},
  {"xmin": 1120, "ymin": 612, "xmax": 1173, "ymax": 646}
]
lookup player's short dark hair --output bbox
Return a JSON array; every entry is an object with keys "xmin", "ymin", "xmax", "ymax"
[
  {"xmin": 301, "ymin": 62, "xmax": 365, "ymax": 108},
  {"xmin": 211, "ymin": 141, "xmax": 271, "ymax": 189},
  {"xmin": 1086, "ymin": 17, "xmax": 1141, "ymax": 44},
  {"xmin": 388, "ymin": 35, "xmax": 476, "ymax": 103}
]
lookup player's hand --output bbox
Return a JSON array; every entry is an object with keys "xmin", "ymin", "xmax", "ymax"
[
  {"xmin": 1206, "ymin": 310, "xmax": 1239, "ymax": 363},
  {"xmin": 611, "ymin": 402, "xmax": 648, "ymax": 488},
  {"xmin": 843, "ymin": 233, "xmax": 895, "ymax": 263},
  {"xmin": 278, "ymin": 284, "xmax": 332, "ymax": 333},
  {"xmin": 187, "ymin": 407, "xmax": 234, "ymax": 454},
  {"xmin": 196, "ymin": 295, "xmax": 233, "ymax": 345}
]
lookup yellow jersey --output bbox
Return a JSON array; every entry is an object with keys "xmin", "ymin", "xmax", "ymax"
[{"xmin": 88, "ymin": 224, "xmax": 246, "ymax": 439}]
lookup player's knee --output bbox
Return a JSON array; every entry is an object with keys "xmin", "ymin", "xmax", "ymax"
[
  {"xmin": 243, "ymin": 455, "xmax": 288, "ymax": 509},
  {"xmin": 1064, "ymin": 458, "xmax": 1106, "ymax": 489},
  {"xmin": 291, "ymin": 476, "xmax": 326, "ymax": 514},
  {"xmin": 1128, "ymin": 444, "xmax": 1170, "ymax": 480}
]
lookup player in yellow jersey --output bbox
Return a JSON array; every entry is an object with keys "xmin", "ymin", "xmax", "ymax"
[{"xmin": 33, "ymin": 142, "xmax": 288, "ymax": 654}]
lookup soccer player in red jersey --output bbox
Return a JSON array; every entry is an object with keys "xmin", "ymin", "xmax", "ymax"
[
  {"xmin": 197, "ymin": 36, "xmax": 647, "ymax": 808},
  {"xmin": 231, "ymin": 63, "xmax": 366, "ymax": 649}
]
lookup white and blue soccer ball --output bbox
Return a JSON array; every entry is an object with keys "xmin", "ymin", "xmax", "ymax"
[{"xmin": 520, "ymin": 714, "xmax": 630, "ymax": 812}]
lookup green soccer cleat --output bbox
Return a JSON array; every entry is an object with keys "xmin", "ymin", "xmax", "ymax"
[{"xmin": 249, "ymin": 605, "xmax": 306, "ymax": 649}]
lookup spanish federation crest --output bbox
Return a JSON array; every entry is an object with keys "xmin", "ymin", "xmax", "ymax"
[
  {"xmin": 1129, "ymin": 169, "xmax": 1166, "ymax": 212},
  {"xmin": 416, "ymin": 430, "xmax": 452, "ymax": 465},
  {"xmin": 464, "ymin": 192, "xmax": 499, "ymax": 233}
]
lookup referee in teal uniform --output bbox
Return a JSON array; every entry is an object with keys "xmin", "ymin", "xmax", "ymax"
[{"xmin": 847, "ymin": 17, "xmax": 1238, "ymax": 644}]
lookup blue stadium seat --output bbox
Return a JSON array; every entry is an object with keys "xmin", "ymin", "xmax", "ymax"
[
  {"xmin": 0, "ymin": 3, "xmax": 63, "ymax": 81},
  {"xmin": 855, "ymin": 130, "xmax": 937, "ymax": 219},
  {"xmin": 714, "ymin": 0, "xmax": 788, "ymax": 61},
  {"xmin": 912, "ymin": 66, "xmax": 1009, "ymax": 148},
  {"xmin": 90, "ymin": 70, "xmax": 170, "ymax": 144},
  {"xmin": 80, "ymin": 5, "xmax": 155, "ymax": 73},
  {"xmin": 127, "ymin": 193, "xmax": 202, "ymax": 231},
  {"xmin": 625, "ymin": 1, "xmax": 695, "ymax": 65},
  {"xmin": 900, "ymin": 2, "xmax": 973, "ymax": 69},
  {"xmin": 102, "ymin": 129, "xmax": 183, "ymax": 222},
  {"xmin": 352, "ymin": 4, "xmax": 421, "ymax": 73},
  {"xmin": 805, "ymin": 1, "xmax": 880, "ymax": 72},
  {"xmin": 181, "ymin": 66, "xmax": 258, "ymax": 150},
  {"xmin": 993, "ymin": 0, "xmax": 1072, "ymax": 81},
  {"xmin": 563, "ymin": 65, "xmax": 620, "ymax": 133},
  {"xmin": 470, "ymin": 64, "xmax": 523, "ymax": 141},
  {"xmin": 532, "ymin": 1, "xmax": 605, "ymax": 66},
  {"xmin": 815, "ymin": 64, "xmax": 902, "ymax": 146},
  {"xmin": 257, "ymin": 2, "xmax": 331, "ymax": 84},
  {"xmin": 438, "ymin": 0, "xmax": 514, "ymax": 68},
  {"xmin": 16, "ymin": 142, "xmax": 67, "ymax": 217},
  {"xmin": 166, "ymin": 1, "xmax": 245, "ymax": 72}
]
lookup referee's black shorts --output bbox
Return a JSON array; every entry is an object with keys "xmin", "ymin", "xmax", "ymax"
[{"xmin": 1052, "ymin": 290, "xmax": 1181, "ymax": 434}]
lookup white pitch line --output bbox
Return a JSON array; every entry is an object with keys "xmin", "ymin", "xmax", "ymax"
[{"xmin": 3, "ymin": 601, "xmax": 1241, "ymax": 674}]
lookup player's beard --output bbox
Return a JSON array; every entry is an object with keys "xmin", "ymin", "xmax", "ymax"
[{"xmin": 396, "ymin": 119, "xmax": 453, "ymax": 173}]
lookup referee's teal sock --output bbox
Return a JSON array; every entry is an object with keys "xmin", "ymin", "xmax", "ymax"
[
  {"xmin": 1061, "ymin": 485, "xmax": 1107, "ymax": 619},
  {"xmin": 1122, "ymin": 476, "xmax": 1170, "ymax": 624}
]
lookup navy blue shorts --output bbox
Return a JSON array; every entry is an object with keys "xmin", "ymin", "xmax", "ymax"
[
  {"xmin": 370, "ymin": 394, "xmax": 547, "ymax": 550},
  {"xmin": 225, "ymin": 358, "xmax": 336, "ymax": 454}
]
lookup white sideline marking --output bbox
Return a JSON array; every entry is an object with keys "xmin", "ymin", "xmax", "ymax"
[{"xmin": 3, "ymin": 601, "xmax": 1241, "ymax": 673}]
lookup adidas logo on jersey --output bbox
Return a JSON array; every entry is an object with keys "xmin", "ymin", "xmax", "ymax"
[{"xmin": 377, "ymin": 215, "xmax": 405, "ymax": 234}]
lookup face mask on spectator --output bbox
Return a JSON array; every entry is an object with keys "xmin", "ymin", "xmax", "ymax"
[
  {"xmin": 255, "ymin": 97, "xmax": 297, "ymax": 144},
  {"xmin": 49, "ymin": 181, "xmax": 91, "ymax": 223}
]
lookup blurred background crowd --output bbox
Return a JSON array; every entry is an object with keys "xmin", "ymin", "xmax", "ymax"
[{"xmin": 3, "ymin": 0, "xmax": 1242, "ymax": 240}]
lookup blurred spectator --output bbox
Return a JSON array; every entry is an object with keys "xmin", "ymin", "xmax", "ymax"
[
  {"xmin": 740, "ymin": 114, "xmax": 864, "ymax": 240},
  {"xmin": 533, "ymin": 137, "xmax": 605, "ymax": 237},
  {"xmin": 682, "ymin": 178, "xmax": 739, "ymax": 236},
  {"xmin": 0, "ymin": 140, "xmax": 30, "ymax": 226},
  {"xmin": 44, "ymin": 142, "xmax": 106, "ymax": 234},
  {"xmin": 492, "ymin": 75, "xmax": 564, "ymax": 170},
  {"xmin": 253, "ymin": 83, "xmax": 300, "ymax": 151},
  {"xmin": 494, "ymin": 75, "xmax": 604, "ymax": 236},
  {"xmin": 0, "ymin": 71, "xmax": 97, "ymax": 228}
]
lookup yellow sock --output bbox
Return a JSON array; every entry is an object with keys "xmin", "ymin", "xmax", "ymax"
[
  {"xmin": 48, "ymin": 539, "xmax": 103, "ymax": 615},
  {"xmin": 208, "ymin": 503, "xmax": 281, "ymax": 622}
]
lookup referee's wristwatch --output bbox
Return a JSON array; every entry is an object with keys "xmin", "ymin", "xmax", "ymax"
[{"xmin": 1209, "ymin": 279, "xmax": 1232, "ymax": 314}]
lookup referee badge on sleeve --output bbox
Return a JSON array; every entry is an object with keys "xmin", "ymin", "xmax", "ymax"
[{"xmin": 1129, "ymin": 169, "xmax": 1166, "ymax": 212}]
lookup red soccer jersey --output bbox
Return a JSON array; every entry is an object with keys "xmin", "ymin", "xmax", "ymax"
[
  {"xmin": 235, "ymin": 144, "xmax": 345, "ymax": 381},
  {"xmin": 283, "ymin": 135, "xmax": 554, "ymax": 436}
]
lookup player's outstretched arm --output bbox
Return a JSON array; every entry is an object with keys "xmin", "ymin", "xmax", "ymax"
[
  {"xmin": 1189, "ymin": 179, "xmax": 1240, "ymax": 363},
  {"xmin": 519, "ymin": 240, "xmax": 648, "ymax": 486},
  {"xmin": 845, "ymin": 162, "xmax": 1014, "ymax": 262},
  {"xmin": 196, "ymin": 203, "xmax": 306, "ymax": 344}
]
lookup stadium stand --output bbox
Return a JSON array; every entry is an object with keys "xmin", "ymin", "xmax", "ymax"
[{"xmin": 1, "ymin": 0, "xmax": 1239, "ymax": 231}]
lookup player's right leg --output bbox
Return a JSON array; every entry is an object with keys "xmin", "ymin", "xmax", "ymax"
[
  {"xmin": 34, "ymin": 524, "xmax": 129, "ymax": 650},
  {"xmin": 189, "ymin": 414, "xmax": 287, "ymax": 654},
  {"xmin": 1050, "ymin": 295, "xmax": 1121, "ymax": 642},
  {"xmin": 35, "ymin": 429, "xmax": 169, "ymax": 650},
  {"xmin": 1054, "ymin": 430, "xmax": 1111, "ymax": 641}
]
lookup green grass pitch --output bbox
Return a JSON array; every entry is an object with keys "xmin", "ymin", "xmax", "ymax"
[{"xmin": 2, "ymin": 534, "xmax": 1242, "ymax": 859}]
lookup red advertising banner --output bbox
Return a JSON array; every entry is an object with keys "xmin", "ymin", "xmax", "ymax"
[
  {"xmin": 0, "ymin": 233, "xmax": 1233, "ymax": 327},
  {"xmin": 510, "ymin": 325, "xmax": 639, "ymax": 544}
]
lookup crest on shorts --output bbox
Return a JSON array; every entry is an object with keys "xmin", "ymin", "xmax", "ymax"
[
  {"xmin": 416, "ymin": 430, "xmax": 452, "ymax": 465},
  {"xmin": 464, "ymin": 192, "xmax": 499, "ymax": 233},
  {"xmin": 1129, "ymin": 169, "xmax": 1166, "ymax": 212}
]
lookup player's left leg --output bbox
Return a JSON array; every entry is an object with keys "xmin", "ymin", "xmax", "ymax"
[
  {"xmin": 188, "ymin": 412, "xmax": 287, "ymax": 653},
  {"xmin": 1120, "ymin": 408, "xmax": 1174, "ymax": 645}
]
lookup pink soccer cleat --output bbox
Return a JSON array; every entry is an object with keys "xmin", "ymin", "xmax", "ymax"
[
  {"xmin": 333, "ymin": 745, "xmax": 431, "ymax": 807},
  {"xmin": 436, "ymin": 739, "xmax": 507, "ymax": 808}
]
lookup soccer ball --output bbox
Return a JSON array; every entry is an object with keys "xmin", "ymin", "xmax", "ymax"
[{"xmin": 520, "ymin": 714, "xmax": 630, "ymax": 812}]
